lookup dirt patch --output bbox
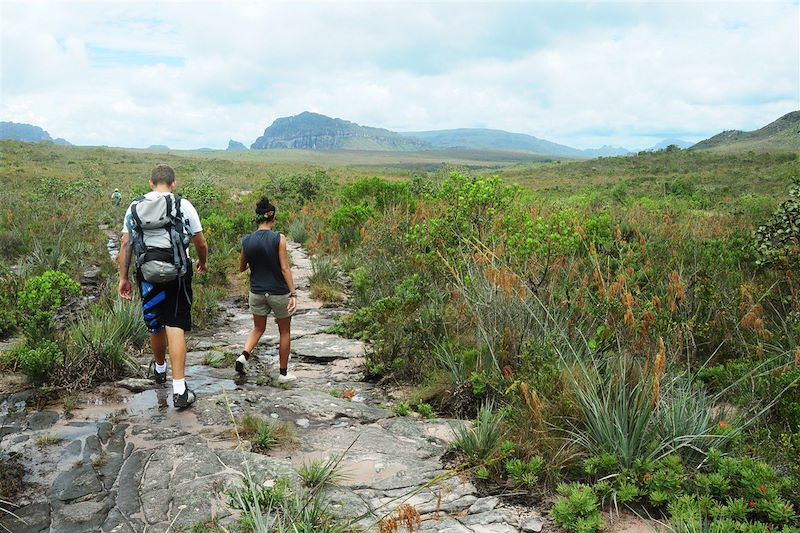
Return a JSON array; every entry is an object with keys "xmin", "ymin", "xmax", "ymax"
[{"xmin": 0, "ymin": 453, "xmax": 26, "ymax": 502}]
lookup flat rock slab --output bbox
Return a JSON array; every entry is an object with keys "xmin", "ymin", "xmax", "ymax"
[
  {"xmin": 291, "ymin": 333, "xmax": 365, "ymax": 361},
  {"xmin": 269, "ymin": 389, "xmax": 389, "ymax": 423}
]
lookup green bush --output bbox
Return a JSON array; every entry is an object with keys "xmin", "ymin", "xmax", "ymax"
[
  {"xmin": 180, "ymin": 174, "xmax": 223, "ymax": 217},
  {"xmin": 0, "ymin": 291, "xmax": 16, "ymax": 337},
  {"xmin": 550, "ymin": 483, "xmax": 605, "ymax": 532},
  {"xmin": 17, "ymin": 270, "xmax": 80, "ymax": 341},
  {"xmin": 754, "ymin": 179, "xmax": 800, "ymax": 269},
  {"xmin": 16, "ymin": 340, "xmax": 62, "ymax": 383},
  {"xmin": 339, "ymin": 177, "xmax": 409, "ymax": 211},
  {"xmin": 261, "ymin": 170, "xmax": 333, "ymax": 208},
  {"xmin": 773, "ymin": 367, "xmax": 800, "ymax": 429},
  {"xmin": 327, "ymin": 204, "xmax": 376, "ymax": 246},
  {"xmin": 504, "ymin": 456, "xmax": 545, "ymax": 487}
]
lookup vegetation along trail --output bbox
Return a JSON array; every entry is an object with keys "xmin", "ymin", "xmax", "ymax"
[
  {"xmin": 1, "ymin": 132, "xmax": 800, "ymax": 532},
  {"xmin": 0, "ymin": 241, "xmax": 552, "ymax": 533}
]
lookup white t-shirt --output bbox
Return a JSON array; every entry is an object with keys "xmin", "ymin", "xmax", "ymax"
[{"xmin": 122, "ymin": 192, "xmax": 203, "ymax": 243}]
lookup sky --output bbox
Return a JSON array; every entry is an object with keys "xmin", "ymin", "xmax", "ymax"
[{"xmin": 1, "ymin": 1, "xmax": 798, "ymax": 151}]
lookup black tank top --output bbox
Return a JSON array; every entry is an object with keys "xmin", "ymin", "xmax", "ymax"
[{"xmin": 242, "ymin": 230, "xmax": 290, "ymax": 295}]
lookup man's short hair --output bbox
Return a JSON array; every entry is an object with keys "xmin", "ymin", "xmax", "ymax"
[{"xmin": 150, "ymin": 164, "xmax": 175, "ymax": 186}]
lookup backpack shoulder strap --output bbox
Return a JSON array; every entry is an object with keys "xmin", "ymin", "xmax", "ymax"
[{"xmin": 130, "ymin": 195, "xmax": 146, "ymax": 228}]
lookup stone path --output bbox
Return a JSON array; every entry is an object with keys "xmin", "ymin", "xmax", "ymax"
[{"xmin": 0, "ymin": 243, "xmax": 549, "ymax": 533}]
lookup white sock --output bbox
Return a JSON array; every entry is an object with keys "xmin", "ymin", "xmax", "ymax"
[
  {"xmin": 173, "ymin": 378, "xmax": 186, "ymax": 395},
  {"xmin": 155, "ymin": 362, "xmax": 167, "ymax": 373}
]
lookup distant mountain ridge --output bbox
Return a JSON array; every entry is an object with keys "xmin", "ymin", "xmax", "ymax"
[
  {"xmin": 691, "ymin": 111, "xmax": 800, "ymax": 152},
  {"xmin": 251, "ymin": 112, "xmax": 430, "ymax": 151},
  {"xmin": 650, "ymin": 139, "xmax": 693, "ymax": 151},
  {"xmin": 0, "ymin": 121, "xmax": 71, "ymax": 145},
  {"xmin": 400, "ymin": 128, "xmax": 587, "ymax": 157}
]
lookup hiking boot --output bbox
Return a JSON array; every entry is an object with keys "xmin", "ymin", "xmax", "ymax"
[
  {"xmin": 173, "ymin": 387, "xmax": 196, "ymax": 409},
  {"xmin": 276, "ymin": 373, "xmax": 297, "ymax": 384},
  {"xmin": 149, "ymin": 360, "xmax": 167, "ymax": 384},
  {"xmin": 235, "ymin": 351, "xmax": 250, "ymax": 375}
]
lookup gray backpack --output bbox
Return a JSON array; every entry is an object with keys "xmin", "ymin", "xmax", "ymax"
[{"xmin": 128, "ymin": 194, "xmax": 190, "ymax": 283}]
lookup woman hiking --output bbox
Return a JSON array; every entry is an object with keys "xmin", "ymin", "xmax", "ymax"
[{"xmin": 236, "ymin": 197, "xmax": 297, "ymax": 383}]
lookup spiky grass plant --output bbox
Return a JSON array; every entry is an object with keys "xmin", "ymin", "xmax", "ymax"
[
  {"xmin": 65, "ymin": 298, "xmax": 145, "ymax": 382},
  {"xmin": 287, "ymin": 219, "xmax": 309, "ymax": 245},
  {"xmin": 236, "ymin": 414, "xmax": 296, "ymax": 452},
  {"xmin": 35, "ymin": 433, "xmax": 62, "ymax": 447},
  {"xmin": 297, "ymin": 455, "xmax": 348, "ymax": 490},
  {"xmin": 449, "ymin": 400, "xmax": 505, "ymax": 462},
  {"xmin": 309, "ymin": 256, "xmax": 343, "ymax": 303}
]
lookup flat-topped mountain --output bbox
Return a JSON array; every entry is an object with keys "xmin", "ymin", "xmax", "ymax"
[
  {"xmin": 0, "ymin": 121, "xmax": 71, "ymax": 145},
  {"xmin": 251, "ymin": 112, "xmax": 430, "ymax": 151},
  {"xmin": 691, "ymin": 111, "xmax": 800, "ymax": 152}
]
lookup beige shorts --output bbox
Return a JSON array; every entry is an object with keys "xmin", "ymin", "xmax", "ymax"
[{"xmin": 248, "ymin": 292, "xmax": 292, "ymax": 319}]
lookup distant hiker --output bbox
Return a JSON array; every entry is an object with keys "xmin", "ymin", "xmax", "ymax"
[
  {"xmin": 237, "ymin": 197, "xmax": 297, "ymax": 383},
  {"xmin": 111, "ymin": 188, "xmax": 122, "ymax": 206},
  {"xmin": 117, "ymin": 164, "xmax": 208, "ymax": 409}
]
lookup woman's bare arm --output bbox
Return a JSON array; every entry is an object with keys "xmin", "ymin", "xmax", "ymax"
[{"xmin": 278, "ymin": 235, "xmax": 296, "ymax": 293}]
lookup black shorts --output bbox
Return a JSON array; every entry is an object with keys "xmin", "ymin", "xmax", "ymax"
[{"xmin": 137, "ymin": 268, "xmax": 193, "ymax": 333}]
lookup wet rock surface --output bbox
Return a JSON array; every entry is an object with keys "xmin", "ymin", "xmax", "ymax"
[{"xmin": 0, "ymin": 243, "xmax": 555, "ymax": 532}]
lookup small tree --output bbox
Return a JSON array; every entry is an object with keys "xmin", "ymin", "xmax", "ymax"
[{"xmin": 754, "ymin": 178, "xmax": 800, "ymax": 269}]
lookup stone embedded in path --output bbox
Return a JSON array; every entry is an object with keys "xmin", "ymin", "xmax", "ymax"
[
  {"xmin": 275, "ymin": 388, "xmax": 389, "ymax": 423},
  {"xmin": 0, "ymin": 501, "xmax": 51, "ymax": 533},
  {"xmin": 27, "ymin": 410, "xmax": 59, "ymax": 430},
  {"xmin": 469, "ymin": 496, "xmax": 500, "ymax": 514},
  {"xmin": 115, "ymin": 377, "xmax": 156, "ymax": 393},
  {"xmin": 521, "ymin": 515, "xmax": 545, "ymax": 532},
  {"xmin": 291, "ymin": 333, "xmax": 365, "ymax": 361}
]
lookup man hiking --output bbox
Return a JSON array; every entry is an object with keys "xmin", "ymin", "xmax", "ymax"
[
  {"xmin": 118, "ymin": 164, "xmax": 208, "ymax": 408},
  {"xmin": 111, "ymin": 188, "xmax": 122, "ymax": 206}
]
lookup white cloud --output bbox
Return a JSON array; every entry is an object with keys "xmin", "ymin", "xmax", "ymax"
[{"xmin": 1, "ymin": 1, "xmax": 797, "ymax": 150}]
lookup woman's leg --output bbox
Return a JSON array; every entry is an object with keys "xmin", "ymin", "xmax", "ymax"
[
  {"xmin": 244, "ymin": 314, "xmax": 268, "ymax": 354},
  {"xmin": 276, "ymin": 316, "xmax": 292, "ymax": 373}
]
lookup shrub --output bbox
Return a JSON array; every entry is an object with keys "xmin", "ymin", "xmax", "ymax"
[
  {"xmin": 0, "ymin": 291, "xmax": 16, "ymax": 337},
  {"xmin": 17, "ymin": 270, "xmax": 80, "ymax": 341},
  {"xmin": 772, "ymin": 366, "xmax": 800, "ymax": 429},
  {"xmin": 393, "ymin": 401, "xmax": 411, "ymax": 416},
  {"xmin": 416, "ymin": 403, "xmax": 434, "ymax": 419},
  {"xmin": 261, "ymin": 170, "xmax": 334, "ymax": 208},
  {"xmin": 327, "ymin": 204, "xmax": 376, "ymax": 247},
  {"xmin": 180, "ymin": 174, "xmax": 222, "ymax": 217},
  {"xmin": 15, "ymin": 340, "xmax": 62, "ymax": 383},
  {"xmin": 504, "ymin": 456, "xmax": 545, "ymax": 487},
  {"xmin": 550, "ymin": 483, "xmax": 605, "ymax": 532},
  {"xmin": 754, "ymin": 179, "xmax": 800, "ymax": 269},
  {"xmin": 339, "ymin": 177, "xmax": 409, "ymax": 212}
]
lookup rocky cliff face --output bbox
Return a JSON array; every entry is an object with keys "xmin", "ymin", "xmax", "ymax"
[
  {"xmin": 0, "ymin": 121, "xmax": 54, "ymax": 143},
  {"xmin": 227, "ymin": 139, "xmax": 248, "ymax": 151},
  {"xmin": 250, "ymin": 111, "xmax": 430, "ymax": 151}
]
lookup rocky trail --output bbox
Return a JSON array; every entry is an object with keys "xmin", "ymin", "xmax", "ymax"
[{"xmin": 0, "ymin": 243, "xmax": 549, "ymax": 533}]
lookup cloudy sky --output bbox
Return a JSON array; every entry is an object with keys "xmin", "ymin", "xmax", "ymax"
[{"xmin": 1, "ymin": 1, "xmax": 798, "ymax": 150}]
